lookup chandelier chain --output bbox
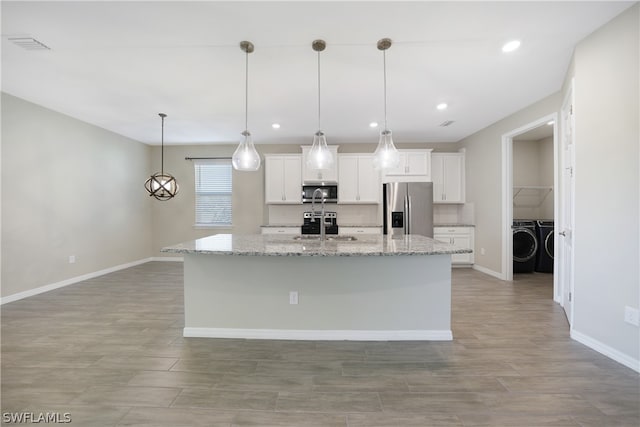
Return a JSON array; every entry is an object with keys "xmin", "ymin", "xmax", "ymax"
[{"xmin": 160, "ymin": 113, "xmax": 165, "ymax": 175}]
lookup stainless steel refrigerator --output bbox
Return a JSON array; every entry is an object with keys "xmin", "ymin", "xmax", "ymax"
[{"xmin": 383, "ymin": 182, "xmax": 434, "ymax": 237}]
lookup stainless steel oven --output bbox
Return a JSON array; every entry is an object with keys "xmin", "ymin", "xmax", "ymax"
[
  {"xmin": 301, "ymin": 211, "xmax": 338, "ymax": 235},
  {"xmin": 301, "ymin": 185, "xmax": 338, "ymax": 203}
]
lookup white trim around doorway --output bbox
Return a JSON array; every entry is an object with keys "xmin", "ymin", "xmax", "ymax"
[{"xmin": 501, "ymin": 113, "xmax": 560, "ymax": 302}]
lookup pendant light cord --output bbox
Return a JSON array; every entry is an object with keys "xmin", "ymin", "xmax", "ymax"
[
  {"xmin": 160, "ymin": 114, "xmax": 165, "ymax": 175},
  {"xmin": 317, "ymin": 50, "xmax": 321, "ymax": 131},
  {"xmin": 245, "ymin": 49, "xmax": 249, "ymax": 132},
  {"xmin": 383, "ymin": 49, "xmax": 388, "ymax": 130}
]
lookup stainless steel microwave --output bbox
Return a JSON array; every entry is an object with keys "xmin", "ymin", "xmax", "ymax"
[{"xmin": 301, "ymin": 185, "xmax": 338, "ymax": 203}]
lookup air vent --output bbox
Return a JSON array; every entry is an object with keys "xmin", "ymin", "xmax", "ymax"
[
  {"xmin": 439, "ymin": 120, "xmax": 455, "ymax": 127},
  {"xmin": 9, "ymin": 37, "xmax": 51, "ymax": 50}
]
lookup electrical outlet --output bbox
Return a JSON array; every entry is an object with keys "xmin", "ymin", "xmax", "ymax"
[
  {"xmin": 68, "ymin": 255, "xmax": 76, "ymax": 264},
  {"xmin": 480, "ymin": 248, "xmax": 486, "ymax": 255},
  {"xmin": 624, "ymin": 306, "xmax": 639, "ymax": 326},
  {"xmin": 289, "ymin": 291, "xmax": 298, "ymax": 305}
]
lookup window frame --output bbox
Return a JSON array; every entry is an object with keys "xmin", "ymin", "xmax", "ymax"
[{"xmin": 193, "ymin": 159, "xmax": 233, "ymax": 229}]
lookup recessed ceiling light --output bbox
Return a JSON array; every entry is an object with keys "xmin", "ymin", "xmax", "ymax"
[
  {"xmin": 369, "ymin": 122, "xmax": 378, "ymax": 128},
  {"xmin": 436, "ymin": 103, "xmax": 448, "ymax": 111},
  {"xmin": 272, "ymin": 123, "xmax": 280, "ymax": 129},
  {"xmin": 547, "ymin": 120, "xmax": 554, "ymax": 126},
  {"xmin": 502, "ymin": 40, "xmax": 521, "ymax": 53}
]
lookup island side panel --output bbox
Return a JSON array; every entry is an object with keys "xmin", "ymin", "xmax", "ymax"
[{"xmin": 183, "ymin": 253, "xmax": 451, "ymax": 340}]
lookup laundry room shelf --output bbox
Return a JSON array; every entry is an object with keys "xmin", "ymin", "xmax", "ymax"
[{"xmin": 513, "ymin": 186, "xmax": 553, "ymax": 207}]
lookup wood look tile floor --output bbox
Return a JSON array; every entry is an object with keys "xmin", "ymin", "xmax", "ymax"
[{"xmin": 2, "ymin": 262, "xmax": 638, "ymax": 426}]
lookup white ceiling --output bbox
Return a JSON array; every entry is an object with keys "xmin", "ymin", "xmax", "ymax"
[{"xmin": 1, "ymin": 1, "xmax": 633, "ymax": 146}]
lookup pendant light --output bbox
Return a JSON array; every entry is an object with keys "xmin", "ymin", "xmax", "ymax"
[
  {"xmin": 232, "ymin": 41, "xmax": 261, "ymax": 171},
  {"xmin": 372, "ymin": 38, "xmax": 400, "ymax": 170},
  {"xmin": 144, "ymin": 113, "xmax": 179, "ymax": 200},
  {"xmin": 306, "ymin": 39, "xmax": 334, "ymax": 171}
]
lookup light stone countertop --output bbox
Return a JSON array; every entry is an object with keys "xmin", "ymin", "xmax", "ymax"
[{"xmin": 162, "ymin": 233, "xmax": 471, "ymax": 257}]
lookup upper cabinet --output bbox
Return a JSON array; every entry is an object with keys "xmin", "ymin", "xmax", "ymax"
[
  {"xmin": 338, "ymin": 154, "xmax": 381, "ymax": 204},
  {"xmin": 301, "ymin": 145, "xmax": 339, "ymax": 183},
  {"xmin": 382, "ymin": 149, "xmax": 432, "ymax": 182},
  {"xmin": 431, "ymin": 152, "xmax": 465, "ymax": 204},
  {"xmin": 264, "ymin": 154, "xmax": 302, "ymax": 204}
]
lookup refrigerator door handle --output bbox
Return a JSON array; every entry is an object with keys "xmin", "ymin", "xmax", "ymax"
[
  {"xmin": 407, "ymin": 195, "xmax": 412, "ymax": 235},
  {"xmin": 404, "ymin": 195, "xmax": 411, "ymax": 234}
]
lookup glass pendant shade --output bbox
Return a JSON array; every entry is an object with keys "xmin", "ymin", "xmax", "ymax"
[
  {"xmin": 306, "ymin": 39, "xmax": 334, "ymax": 171},
  {"xmin": 233, "ymin": 40, "xmax": 260, "ymax": 172},
  {"xmin": 372, "ymin": 38, "xmax": 400, "ymax": 170},
  {"xmin": 372, "ymin": 129, "xmax": 401, "ymax": 170},
  {"xmin": 306, "ymin": 130, "xmax": 333, "ymax": 170},
  {"xmin": 232, "ymin": 130, "xmax": 261, "ymax": 171},
  {"xmin": 145, "ymin": 173, "xmax": 179, "ymax": 201}
]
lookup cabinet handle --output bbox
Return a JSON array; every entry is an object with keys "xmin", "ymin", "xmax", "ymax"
[{"xmin": 277, "ymin": 230, "xmax": 284, "ymax": 233}]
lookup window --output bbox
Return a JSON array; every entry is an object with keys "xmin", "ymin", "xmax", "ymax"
[{"xmin": 194, "ymin": 159, "xmax": 232, "ymax": 227}]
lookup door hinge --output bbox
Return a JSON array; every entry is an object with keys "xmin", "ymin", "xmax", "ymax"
[{"xmin": 569, "ymin": 292, "xmax": 572, "ymax": 302}]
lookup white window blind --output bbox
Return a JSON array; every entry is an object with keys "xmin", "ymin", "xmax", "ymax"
[{"xmin": 194, "ymin": 159, "xmax": 232, "ymax": 226}]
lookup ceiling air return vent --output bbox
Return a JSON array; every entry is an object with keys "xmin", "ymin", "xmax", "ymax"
[
  {"xmin": 439, "ymin": 120, "xmax": 455, "ymax": 127},
  {"xmin": 9, "ymin": 37, "xmax": 51, "ymax": 50}
]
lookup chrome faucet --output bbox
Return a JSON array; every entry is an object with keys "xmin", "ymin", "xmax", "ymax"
[{"xmin": 310, "ymin": 188, "xmax": 326, "ymax": 241}]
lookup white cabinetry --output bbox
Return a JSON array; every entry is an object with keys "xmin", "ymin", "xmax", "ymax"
[
  {"xmin": 382, "ymin": 149, "xmax": 432, "ymax": 182},
  {"xmin": 339, "ymin": 226, "xmax": 382, "ymax": 236},
  {"xmin": 301, "ymin": 145, "xmax": 339, "ymax": 183},
  {"xmin": 338, "ymin": 155, "xmax": 381, "ymax": 204},
  {"xmin": 432, "ymin": 153, "xmax": 465, "ymax": 203},
  {"xmin": 434, "ymin": 227, "xmax": 474, "ymax": 265},
  {"xmin": 264, "ymin": 155, "xmax": 302, "ymax": 204},
  {"xmin": 261, "ymin": 227, "xmax": 300, "ymax": 235}
]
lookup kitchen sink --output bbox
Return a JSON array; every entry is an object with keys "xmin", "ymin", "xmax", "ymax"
[{"xmin": 293, "ymin": 235, "xmax": 357, "ymax": 242}]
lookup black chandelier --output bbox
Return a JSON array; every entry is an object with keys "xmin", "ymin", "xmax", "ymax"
[{"xmin": 144, "ymin": 113, "xmax": 179, "ymax": 200}]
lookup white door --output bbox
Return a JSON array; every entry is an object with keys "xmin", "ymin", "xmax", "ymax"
[{"xmin": 559, "ymin": 82, "xmax": 575, "ymax": 325}]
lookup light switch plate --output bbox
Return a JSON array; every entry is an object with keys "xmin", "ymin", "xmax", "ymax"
[
  {"xmin": 624, "ymin": 306, "xmax": 639, "ymax": 326},
  {"xmin": 289, "ymin": 291, "xmax": 298, "ymax": 305}
]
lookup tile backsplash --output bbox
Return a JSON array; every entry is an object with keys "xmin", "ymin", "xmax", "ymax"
[{"xmin": 268, "ymin": 203, "xmax": 474, "ymax": 226}]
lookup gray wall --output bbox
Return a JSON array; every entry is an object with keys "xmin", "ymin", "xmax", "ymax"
[
  {"xmin": 458, "ymin": 92, "xmax": 561, "ymax": 274},
  {"xmin": 567, "ymin": 4, "xmax": 639, "ymax": 363},
  {"xmin": 513, "ymin": 136, "xmax": 554, "ymax": 220},
  {"xmin": 1, "ymin": 93, "xmax": 153, "ymax": 298}
]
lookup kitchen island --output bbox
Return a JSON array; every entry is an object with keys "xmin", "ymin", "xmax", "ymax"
[{"xmin": 162, "ymin": 234, "xmax": 470, "ymax": 341}]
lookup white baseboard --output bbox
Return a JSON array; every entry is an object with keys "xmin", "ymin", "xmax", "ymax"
[
  {"xmin": 150, "ymin": 256, "xmax": 184, "ymax": 262},
  {"xmin": 571, "ymin": 329, "xmax": 640, "ymax": 373},
  {"xmin": 1, "ymin": 257, "xmax": 153, "ymax": 305},
  {"xmin": 183, "ymin": 327, "xmax": 453, "ymax": 341},
  {"xmin": 472, "ymin": 264, "xmax": 503, "ymax": 280}
]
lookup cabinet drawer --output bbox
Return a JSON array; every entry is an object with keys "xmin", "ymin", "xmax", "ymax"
[
  {"xmin": 434, "ymin": 227, "xmax": 472, "ymax": 235},
  {"xmin": 261, "ymin": 227, "xmax": 300, "ymax": 235},
  {"xmin": 339, "ymin": 227, "xmax": 382, "ymax": 235}
]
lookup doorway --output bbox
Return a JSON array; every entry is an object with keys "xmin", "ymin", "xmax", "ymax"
[{"xmin": 501, "ymin": 113, "xmax": 560, "ymax": 303}]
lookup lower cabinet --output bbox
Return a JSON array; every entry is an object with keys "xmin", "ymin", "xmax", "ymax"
[
  {"xmin": 434, "ymin": 227, "xmax": 474, "ymax": 265},
  {"xmin": 261, "ymin": 227, "xmax": 300, "ymax": 235},
  {"xmin": 339, "ymin": 226, "xmax": 382, "ymax": 236}
]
